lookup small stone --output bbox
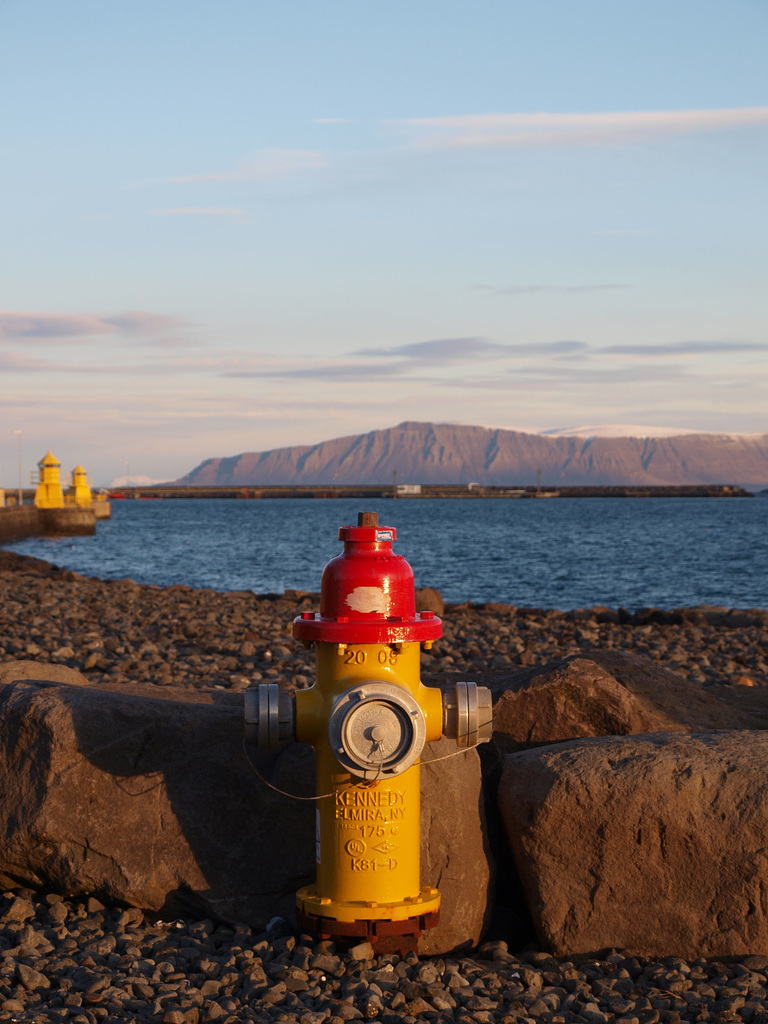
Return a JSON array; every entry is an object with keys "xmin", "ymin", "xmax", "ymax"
[
  {"xmin": 310, "ymin": 953, "xmax": 343, "ymax": 975},
  {"xmin": 361, "ymin": 992, "xmax": 384, "ymax": 1018},
  {"xmin": 333, "ymin": 1005, "xmax": 364, "ymax": 1021},
  {"xmin": 48, "ymin": 900, "xmax": 68, "ymax": 924},
  {"xmin": 467, "ymin": 995, "xmax": 498, "ymax": 1010},
  {"xmin": 518, "ymin": 969, "xmax": 542, "ymax": 994},
  {"xmin": 262, "ymin": 981, "xmax": 287, "ymax": 1005},
  {"xmin": 348, "ymin": 941, "xmax": 374, "ymax": 961},
  {"xmin": 477, "ymin": 939, "xmax": 509, "ymax": 959},
  {"xmin": 117, "ymin": 907, "xmax": 144, "ymax": 927},
  {"xmin": 405, "ymin": 997, "xmax": 434, "ymax": 1016},
  {"xmin": 734, "ymin": 675, "xmax": 755, "ymax": 686},
  {"xmin": 85, "ymin": 933, "xmax": 117, "ymax": 955},
  {"xmin": 17, "ymin": 962, "xmax": 51, "ymax": 991},
  {"xmin": 2, "ymin": 896, "xmax": 36, "ymax": 923},
  {"xmin": 415, "ymin": 962, "xmax": 440, "ymax": 984}
]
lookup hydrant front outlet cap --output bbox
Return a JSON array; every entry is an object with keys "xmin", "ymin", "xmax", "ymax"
[{"xmin": 328, "ymin": 681, "xmax": 427, "ymax": 780}]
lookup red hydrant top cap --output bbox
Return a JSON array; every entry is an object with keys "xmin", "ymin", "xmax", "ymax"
[
  {"xmin": 293, "ymin": 511, "xmax": 442, "ymax": 644},
  {"xmin": 337, "ymin": 523, "xmax": 397, "ymax": 544}
]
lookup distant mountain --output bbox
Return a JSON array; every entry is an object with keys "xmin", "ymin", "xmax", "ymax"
[{"xmin": 177, "ymin": 422, "xmax": 768, "ymax": 489}]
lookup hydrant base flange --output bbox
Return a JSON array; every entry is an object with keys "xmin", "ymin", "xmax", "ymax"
[
  {"xmin": 296, "ymin": 884, "xmax": 440, "ymax": 924},
  {"xmin": 297, "ymin": 903, "xmax": 440, "ymax": 943}
]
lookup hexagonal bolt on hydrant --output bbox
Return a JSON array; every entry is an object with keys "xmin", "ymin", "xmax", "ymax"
[{"xmin": 244, "ymin": 512, "xmax": 493, "ymax": 948}]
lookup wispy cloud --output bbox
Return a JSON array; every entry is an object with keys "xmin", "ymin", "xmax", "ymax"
[
  {"xmin": 599, "ymin": 340, "xmax": 768, "ymax": 357},
  {"xmin": 398, "ymin": 107, "xmax": 768, "ymax": 151},
  {"xmin": 0, "ymin": 312, "xmax": 115, "ymax": 340},
  {"xmin": 219, "ymin": 360, "xmax": 417, "ymax": 382},
  {"xmin": 447, "ymin": 363, "xmax": 699, "ymax": 392},
  {"xmin": 356, "ymin": 337, "xmax": 588, "ymax": 362},
  {"xmin": 476, "ymin": 283, "xmax": 632, "ymax": 296},
  {"xmin": 166, "ymin": 148, "xmax": 327, "ymax": 184},
  {"xmin": 150, "ymin": 207, "xmax": 247, "ymax": 218},
  {"xmin": 212, "ymin": 337, "xmax": 592, "ymax": 384},
  {"xmin": 0, "ymin": 351, "xmax": 61, "ymax": 371},
  {"xmin": 0, "ymin": 309, "xmax": 190, "ymax": 345},
  {"xmin": 6, "ymin": 322, "xmax": 764, "ymax": 401},
  {"xmin": 104, "ymin": 311, "xmax": 187, "ymax": 336}
]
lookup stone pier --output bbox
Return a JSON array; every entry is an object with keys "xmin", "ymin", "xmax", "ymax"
[{"xmin": 0, "ymin": 505, "xmax": 100, "ymax": 543}]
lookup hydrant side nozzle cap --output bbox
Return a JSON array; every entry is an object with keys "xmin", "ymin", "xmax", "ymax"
[{"xmin": 443, "ymin": 681, "xmax": 493, "ymax": 748}]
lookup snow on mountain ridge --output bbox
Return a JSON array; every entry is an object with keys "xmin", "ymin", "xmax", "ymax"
[{"xmin": 538, "ymin": 424, "xmax": 764, "ymax": 439}]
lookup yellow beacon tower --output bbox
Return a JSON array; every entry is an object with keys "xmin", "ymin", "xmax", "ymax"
[{"xmin": 34, "ymin": 451, "xmax": 65, "ymax": 509}]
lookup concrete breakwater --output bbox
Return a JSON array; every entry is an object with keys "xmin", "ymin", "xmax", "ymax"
[
  {"xmin": 0, "ymin": 505, "xmax": 103, "ymax": 542},
  {"xmin": 110, "ymin": 483, "xmax": 756, "ymax": 499}
]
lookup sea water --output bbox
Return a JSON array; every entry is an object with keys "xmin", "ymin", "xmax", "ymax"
[{"xmin": 5, "ymin": 496, "xmax": 767, "ymax": 611}]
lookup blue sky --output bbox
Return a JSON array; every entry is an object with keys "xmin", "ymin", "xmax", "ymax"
[{"xmin": 2, "ymin": 0, "xmax": 767, "ymax": 485}]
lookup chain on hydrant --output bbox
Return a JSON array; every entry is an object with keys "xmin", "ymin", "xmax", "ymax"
[{"xmin": 244, "ymin": 512, "xmax": 493, "ymax": 948}]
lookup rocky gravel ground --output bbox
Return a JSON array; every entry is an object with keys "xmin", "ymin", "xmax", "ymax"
[
  {"xmin": 3, "ymin": 889, "xmax": 768, "ymax": 1024},
  {"xmin": 2, "ymin": 548, "xmax": 768, "ymax": 1022},
  {"xmin": 0, "ymin": 551, "xmax": 766, "ymax": 694}
]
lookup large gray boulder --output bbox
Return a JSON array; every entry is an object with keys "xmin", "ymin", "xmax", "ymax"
[
  {"xmin": 431, "ymin": 651, "xmax": 768, "ymax": 768},
  {"xmin": 488, "ymin": 656, "xmax": 679, "ymax": 756},
  {"xmin": 420, "ymin": 737, "xmax": 492, "ymax": 955},
  {"xmin": 0, "ymin": 671, "xmax": 490, "ymax": 954},
  {"xmin": 0, "ymin": 675, "xmax": 314, "ymax": 926},
  {"xmin": 499, "ymin": 730, "xmax": 768, "ymax": 958},
  {"xmin": 584, "ymin": 649, "xmax": 768, "ymax": 731}
]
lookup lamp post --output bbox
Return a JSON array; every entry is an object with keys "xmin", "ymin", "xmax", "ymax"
[
  {"xmin": 11, "ymin": 430, "xmax": 22, "ymax": 505},
  {"xmin": 125, "ymin": 461, "xmax": 130, "ymax": 489}
]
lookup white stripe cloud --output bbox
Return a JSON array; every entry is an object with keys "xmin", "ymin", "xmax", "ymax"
[
  {"xmin": 150, "ymin": 207, "xmax": 246, "ymax": 217},
  {"xmin": 476, "ymin": 283, "xmax": 631, "ymax": 296},
  {"xmin": 167, "ymin": 149, "xmax": 327, "ymax": 184},
  {"xmin": 399, "ymin": 107, "xmax": 768, "ymax": 150}
]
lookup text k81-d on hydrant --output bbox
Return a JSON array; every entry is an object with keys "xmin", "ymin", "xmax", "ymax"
[{"xmin": 245, "ymin": 512, "xmax": 492, "ymax": 948}]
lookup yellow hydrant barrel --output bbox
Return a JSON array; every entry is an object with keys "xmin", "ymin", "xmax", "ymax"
[
  {"xmin": 245, "ymin": 511, "xmax": 493, "ymax": 949},
  {"xmin": 291, "ymin": 514, "xmax": 444, "ymax": 943}
]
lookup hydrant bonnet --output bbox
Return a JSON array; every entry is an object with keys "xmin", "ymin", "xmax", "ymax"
[{"xmin": 293, "ymin": 515, "xmax": 442, "ymax": 645}]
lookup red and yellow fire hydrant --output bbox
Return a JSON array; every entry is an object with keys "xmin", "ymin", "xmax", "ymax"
[{"xmin": 245, "ymin": 512, "xmax": 492, "ymax": 946}]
